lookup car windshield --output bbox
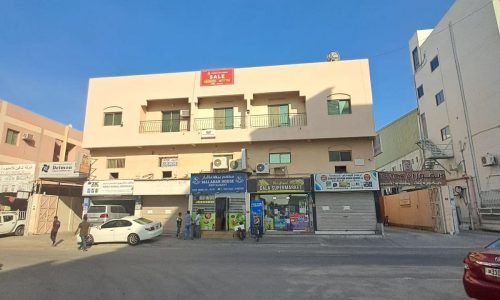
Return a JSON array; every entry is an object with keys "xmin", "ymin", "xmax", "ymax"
[
  {"xmin": 133, "ymin": 218, "xmax": 153, "ymax": 225},
  {"xmin": 486, "ymin": 239, "xmax": 500, "ymax": 249},
  {"xmin": 87, "ymin": 206, "xmax": 105, "ymax": 213}
]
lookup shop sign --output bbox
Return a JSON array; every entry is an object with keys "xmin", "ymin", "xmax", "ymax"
[
  {"xmin": 200, "ymin": 69, "xmax": 234, "ymax": 86},
  {"xmin": 378, "ymin": 171, "xmax": 446, "ymax": 187},
  {"xmin": 190, "ymin": 172, "xmax": 246, "ymax": 193},
  {"xmin": 38, "ymin": 162, "xmax": 81, "ymax": 178},
  {"xmin": 133, "ymin": 179, "xmax": 189, "ymax": 195},
  {"xmin": 78, "ymin": 153, "xmax": 91, "ymax": 174},
  {"xmin": 160, "ymin": 157, "xmax": 177, "ymax": 167},
  {"xmin": 314, "ymin": 172, "xmax": 379, "ymax": 192},
  {"xmin": 0, "ymin": 164, "xmax": 35, "ymax": 193},
  {"xmin": 247, "ymin": 177, "xmax": 311, "ymax": 194},
  {"xmin": 83, "ymin": 180, "xmax": 134, "ymax": 196}
]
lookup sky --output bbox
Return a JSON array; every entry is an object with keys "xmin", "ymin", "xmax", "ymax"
[{"xmin": 0, "ymin": 0, "xmax": 455, "ymax": 131}]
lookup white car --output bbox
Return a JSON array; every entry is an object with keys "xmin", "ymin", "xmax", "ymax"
[
  {"xmin": 88, "ymin": 216, "xmax": 162, "ymax": 246},
  {"xmin": 0, "ymin": 212, "xmax": 26, "ymax": 236}
]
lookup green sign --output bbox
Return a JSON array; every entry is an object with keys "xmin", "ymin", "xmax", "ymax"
[{"xmin": 250, "ymin": 178, "xmax": 309, "ymax": 194}]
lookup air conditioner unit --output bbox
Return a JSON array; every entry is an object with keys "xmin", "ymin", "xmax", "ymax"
[
  {"xmin": 481, "ymin": 154, "xmax": 497, "ymax": 166},
  {"xmin": 229, "ymin": 159, "xmax": 242, "ymax": 171},
  {"xmin": 212, "ymin": 157, "xmax": 228, "ymax": 169},
  {"xmin": 22, "ymin": 133, "xmax": 34, "ymax": 141},
  {"xmin": 255, "ymin": 162, "xmax": 270, "ymax": 174},
  {"xmin": 180, "ymin": 110, "xmax": 190, "ymax": 118}
]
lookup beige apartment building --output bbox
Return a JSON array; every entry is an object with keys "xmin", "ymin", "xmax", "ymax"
[
  {"xmin": 83, "ymin": 60, "xmax": 377, "ymax": 233},
  {"xmin": 409, "ymin": 0, "xmax": 500, "ymax": 230},
  {"xmin": 0, "ymin": 99, "xmax": 87, "ymax": 234}
]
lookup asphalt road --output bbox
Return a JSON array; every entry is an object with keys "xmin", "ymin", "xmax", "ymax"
[{"xmin": 1, "ymin": 228, "xmax": 498, "ymax": 300}]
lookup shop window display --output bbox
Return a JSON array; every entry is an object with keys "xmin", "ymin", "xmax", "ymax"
[{"xmin": 260, "ymin": 194, "xmax": 309, "ymax": 231}]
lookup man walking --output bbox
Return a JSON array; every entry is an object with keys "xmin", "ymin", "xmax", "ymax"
[
  {"xmin": 194, "ymin": 210, "xmax": 201, "ymax": 239},
  {"xmin": 184, "ymin": 210, "xmax": 192, "ymax": 240},
  {"xmin": 50, "ymin": 216, "xmax": 61, "ymax": 246},
  {"xmin": 75, "ymin": 214, "xmax": 91, "ymax": 251},
  {"xmin": 176, "ymin": 212, "xmax": 182, "ymax": 238}
]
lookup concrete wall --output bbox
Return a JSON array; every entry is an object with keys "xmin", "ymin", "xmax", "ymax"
[{"xmin": 375, "ymin": 109, "xmax": 421, "ymax": 169}]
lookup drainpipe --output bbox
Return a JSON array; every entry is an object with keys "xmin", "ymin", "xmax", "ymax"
[
  {"xmin": 59, "ymin": 124, "xmax": 71, "ymax": 162},
  {"xmin": 449, "ymin": 22, "xmax": 482, "ymax": 227}
]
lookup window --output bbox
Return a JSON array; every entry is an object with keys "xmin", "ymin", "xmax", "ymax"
[
  {"xmin": 335, "ymin": 166, "xmax": 347, "ymax": 173},
  {"xmin": 162, "ymin": 111, "xmax": 180, "ymax": 132},
  {"xmin": 3, "ymin": 215, "xmax": 14, "ymax": 222},
  {"xmin": 104, "ymin": 112, "xmax": 122, "ymax": 126},
  {"xmin": 329, "ymin": 151, "xmax": 352, "ymax": 162},
  {"xmin": 420, "ymin": 113, "xmax": 428, "ymax": 139},
  {"xmin": 107, "ymin": 158, "xmax": 125, "ymax": 168},
  {"xmin": 441, "ymin": 126, "xmax": 451, "ymax": 141},
  {"xmin": 412, "ymin": 47, "xmax": 420, "ymax": 71},
  {"xmin": 214, "ymin": 108, "xmax": 234, "ymax": 130},
  {"xmin": 417, "ymin": 85, "xmax": 424, "ymax": 99},
  {"xmin": 101, "ymin": 220, "xmax": 119, "ymax": 229},
  {"xmin": 269, "ymin": 152, "xmax": 291, "ymax": 164},
  {"xmin": 5, "ymin": 129, "xmax": 18, "ymax": 145},
  {"xmin": 430, "ymin": 56, "xmax": 439, "ymax": 72},
  {"xmin": 435, "ymin": 90, "xmax": 445, "ymax": 106},
  {"xmin": 327, "ymin": 99, "xmax": 351, "ymax": 115},
  {"xmin": 373, "ymin": 134, "xmax": 382, "ymax": 156},
  {"xmin": 88, "ymin": 206, "xmax": 105, "ymax": 213},
  {"xmin": 162, "ymin": 171, "xmax": 172, "ymax": 178},
  {"xmin": 111, "ymin": 206, "xmax": 125, "ymax": 213},
  {"xmin": 109, "ymin": 172, "xmax": 119, "ymax": 179},
  {"xmin": 268, "ymin": 104, "xmax": 289, "ymax": 127},
  {"xmin": 117, "ymin": 220, "xmax": 132, "ymax": 227}
]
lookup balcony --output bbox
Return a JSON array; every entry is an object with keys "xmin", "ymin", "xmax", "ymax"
[
  {"xmin": 194, "ymin": 116, "xmax": 246, "ymax": 130},
  {"xmin": 250, "ymin": 113, "xmax": 307, "ymax": 128},
  {"xmin": 417, "ymin": 139, "xmax": 454, "ymax": 159},
  {"xmin": 139, "ymin": 120, "xmax": 190, "ymax": 133}
]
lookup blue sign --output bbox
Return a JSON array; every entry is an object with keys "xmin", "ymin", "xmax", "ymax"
[
  {"xmin": 250, "ymin": 199, "xmax": 264, "ymax": 232},
  {"xmin": 190, "ymin": 172, "xmax": 247, "ymax": 193}
]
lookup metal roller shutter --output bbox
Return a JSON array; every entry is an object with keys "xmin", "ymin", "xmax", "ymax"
[
  {"xmin": 316, "ymin": 192, "xmax": 376, "ymax": 232},
  {"xmin": 141, "ymin": 195, "xmax": 188, "ymax": 233}
]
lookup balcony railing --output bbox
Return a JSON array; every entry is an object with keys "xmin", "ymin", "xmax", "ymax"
[
  {"xmin": 250, "ymin": 113, "xmax": 307, "ymax": 128},
  {"xmin": 194, "ymin": 116, "xmax": 246, "ymax": 130},
  {"xmin": 139, "ymin": 120, "xmax": 190, "ymax": 133},
  {"xmin": 417, "ymin": 139, "xmax": 454, "ymax": 159}
]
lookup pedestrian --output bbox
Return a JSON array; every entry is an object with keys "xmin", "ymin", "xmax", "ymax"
[
  {"xmin": 74, "ymin": 214, "xmax": 91, "ymax": 251},
  {"xmin": 176, "ymin": 212, "xmax": 182, "ymax": 238},
  {"xmin": 194, "ymin": 210, "xmax": 201, "ymax": 239},
  {"xmin": 184, "ymin": 210, "xmax": 192, "ymax": 240},
  {"xmin": 50, "ymin": 216, "xmax": 61, "ymax": 246}
]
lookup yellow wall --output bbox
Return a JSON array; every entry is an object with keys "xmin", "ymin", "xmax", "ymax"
[{"xmin": 383, "ymin": 189, "xmax": 435, "ymax": 230}]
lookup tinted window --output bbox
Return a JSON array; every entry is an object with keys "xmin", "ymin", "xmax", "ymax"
[
  {"xmin": 133, "ymin": 218, "xmax": 153, "ymax": 225},
  {"xmin": 101, "ymin": 220, "xmax": 119, "ymax": 229},
  {"xmin": 117, "ymin": 220, "xmax": 132, "ymax": 227},
  {"xmin": 3, "ymin": 215, "xmax": 14, "ymax": 222},
  {"xmin": 88, "ymin": 206, "xmax": 106, "ymax": 213},
  {"xmin": 430, "ymin": 56, "xmax": 439, "ymax": 72},
  {"xmin": 486, "ymin": 239, "xmax": 500, "ymax": 249},
  {"xmin": 110, "ymin": 206, "xmax": 120, "ymax": 213},
  {"xmin": 417, "ymin": 85, "xmax": 424, "ymax": 98}
]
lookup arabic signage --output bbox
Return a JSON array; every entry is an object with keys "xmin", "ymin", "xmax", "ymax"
[
  {"xmin": 160, "ymin": 157, "xmax": 178, "ymax": 167},
  {"xmin": 0, "ymin": 164, "xmax": 35, "ymax": 193},
  {"xmin": 83, "ymin": 180, "xmax": 134, "ymax": 196},
  {"xmin": 190, "ymin": 173, "xmax": 246, "ymax": 193},
  {"xmin": 38, "ymin": 162, "xmax": 81, "ymax": 178},
  {"xmin": 247, "ymin": 178, "xmax": 311, "ymax": 194},
  {"xmin": 200, "ymin": 69, "xmax": 234, "ymax": 86},
  {"xmin": 378, "ymin": 171, "xmax": 446, "ymax": 187},
  {"xmin": 314, "ymin": 172, "xmax": 379, "ymax": 192}
]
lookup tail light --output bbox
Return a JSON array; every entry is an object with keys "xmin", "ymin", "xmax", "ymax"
[
  {"xmin": 99, "ymin": 214, "xmax": 109, "ymax": 219},
  {"xmin": 145, "ymin": 226, "xmax": 154, "ymax": 231}
]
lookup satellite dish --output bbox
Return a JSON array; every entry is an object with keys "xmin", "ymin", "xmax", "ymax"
[{"xmin": 327, "ymin": 51, "xmax": 340, "ymax": 62}]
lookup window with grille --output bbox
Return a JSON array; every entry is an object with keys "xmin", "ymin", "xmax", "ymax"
[{"xmin": 107, "ymin": 158, "xmax": 125, "ymax": 168}]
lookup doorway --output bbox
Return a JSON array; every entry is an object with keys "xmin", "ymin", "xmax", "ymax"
[{"xmin": 215, "ymin": 197, "xmax": 228, "ymax": 231}]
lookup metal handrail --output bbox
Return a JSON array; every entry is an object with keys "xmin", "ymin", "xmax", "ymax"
[
  {"xmin": 194, "ymin": 116, "xmax": 246, "ymax": 130},
  {"xmin": 250, "ymin": 113, "xmax": 307, "ymax": 128},
  {"xmin": 139, "ymin": 120, "xmax": 190, "ymax": 133}
]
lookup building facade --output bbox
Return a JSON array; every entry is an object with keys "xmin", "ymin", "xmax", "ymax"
[
  {"xmin": 409, "ymin": 0, "xmax": 500, "ymax": 230},
  {"xmin": 83, "ymin": 60, "xmax": 377, "ymax": 233},
  {"xmin": 0, "ymin": 99, "xmax": 86, "ymax": 234}
]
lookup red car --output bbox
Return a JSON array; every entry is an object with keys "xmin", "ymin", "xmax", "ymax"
[{"xmin": 463, "ymin": 238, "xmax": 500, "ymax": 300}]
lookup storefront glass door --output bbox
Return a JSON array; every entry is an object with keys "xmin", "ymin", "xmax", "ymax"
[{"xmin": 258, "ymin": 194, "xmax": 309, "ymax": 231}]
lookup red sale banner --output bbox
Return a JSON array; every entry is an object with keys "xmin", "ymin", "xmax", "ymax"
[{"xmin": 200, "ymin": 69, "xmax": 234, "ymax": 86}]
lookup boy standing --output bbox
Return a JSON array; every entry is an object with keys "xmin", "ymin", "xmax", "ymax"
[
  {"xmin": 50, "ymin": 216, "xmax": 61, "ymax": 246},
  {"xmin": 176, "ymin": 212, "xmax": 182, "ymax": 238}
]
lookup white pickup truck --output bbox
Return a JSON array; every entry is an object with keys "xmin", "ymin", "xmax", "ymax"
[{"xmin": 0, "ymin": 211, "xmax": 26, "ymax": 236}]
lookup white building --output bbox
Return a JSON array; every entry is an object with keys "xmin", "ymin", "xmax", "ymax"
[{"xmin": 409, "ymin": 0, "xmax": 500, "ymax": 230}]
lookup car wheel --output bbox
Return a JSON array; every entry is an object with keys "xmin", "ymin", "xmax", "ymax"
[
  {"xmin": 87, "ymin": 234, "xmax": 94, "ymax": 246},
  {"xmin": 14, "ymin": 225, "xmax": 24, "ymax": 236},
  {"xmin": 127, "ymin": 233, "xmax": 140, "ymax": 246}
]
